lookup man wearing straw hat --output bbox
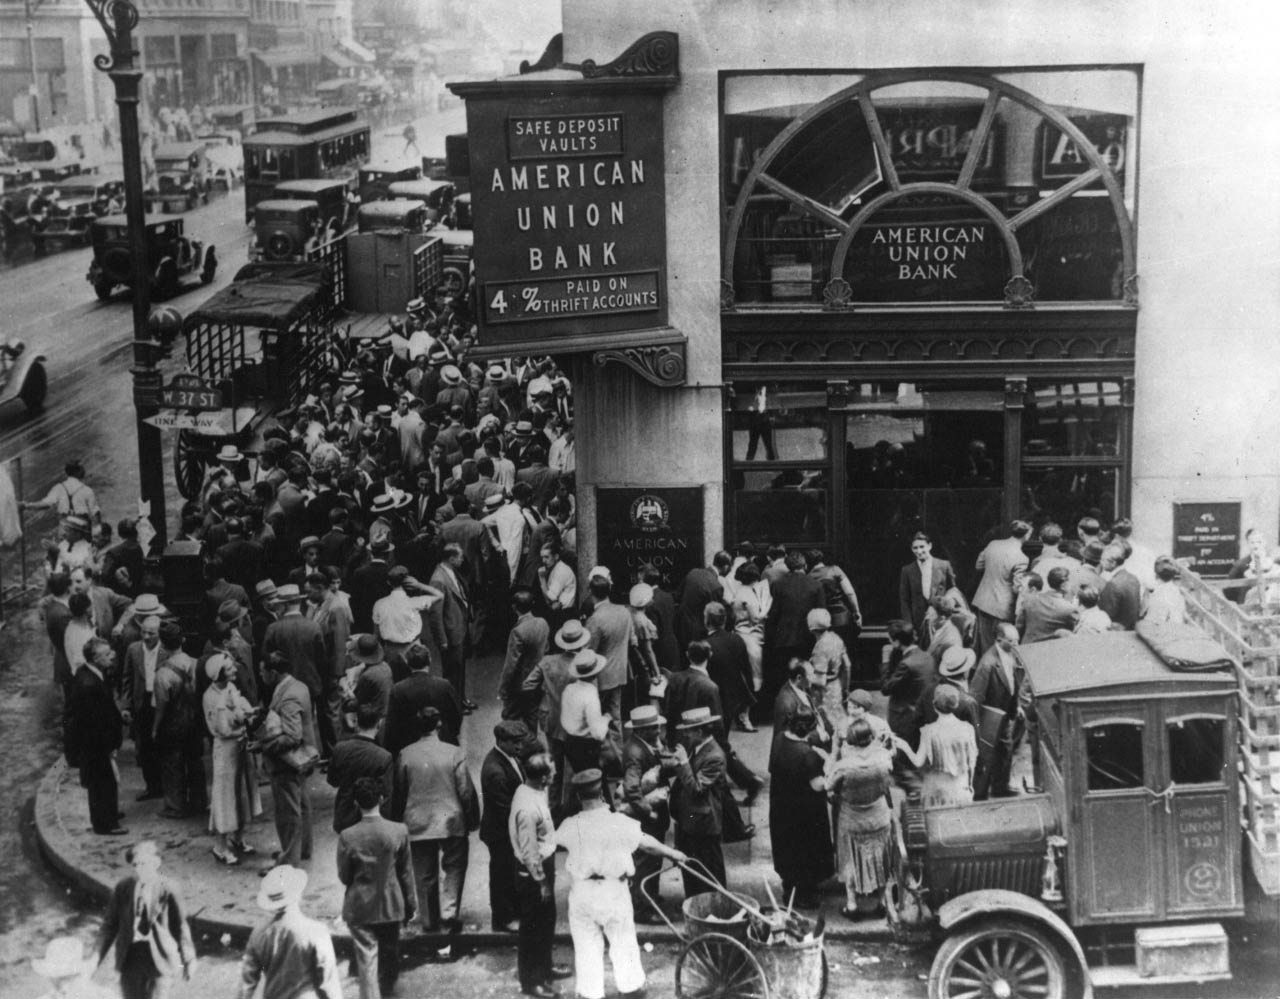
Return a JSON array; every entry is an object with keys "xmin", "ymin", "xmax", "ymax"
[
  {"xmin": 669, "ymin": 706, "xmax": 730, "ymax": 898},
  {"xmin": 621, "ymin": 705, "xmax": 679, "ymax": 924},
  {"xmin": 238, "ymin": 866, "xmax": 342, "ymax": 999},
  {"xmin": 522, "ymin": 619, "xmax": 592, "ymax": 816},
  {"xmin": 557, "ymin": 769, "xmax": 687, "ymax": 999}
]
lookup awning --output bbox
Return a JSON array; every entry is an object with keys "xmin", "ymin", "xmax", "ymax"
[
  {"xmin": 322, "ymin": 49, "xmax": 357, "ymax": 71},
  {"xmin": 250, "ymin": 47, "xmax": 317, "ymax": 70},
  {"xmin": 339, "ymin": 39, "xmax": 375, "ymax": 62}
]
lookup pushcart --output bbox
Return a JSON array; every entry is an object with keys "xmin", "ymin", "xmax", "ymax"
[{"xmin": 640, "ymin": 859, "xmax": 828, "ymax": 999}]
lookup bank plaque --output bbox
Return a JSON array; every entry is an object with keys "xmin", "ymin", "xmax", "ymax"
[
  {"xmin": 461, "ymin": 92, "xmax": 669, "ymax": 346},
  {"xmin": 595, "ymin": 487, "xmax": 704, "ymax": 596},
  {"xmin": 1172, "ymin": 501, "xmax": 1241, "ymax": 578}
]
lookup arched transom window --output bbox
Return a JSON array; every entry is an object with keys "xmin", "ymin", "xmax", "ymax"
[{"xmin": 722, "ymin": 69, "xmax": 1138, "ymax": 309}]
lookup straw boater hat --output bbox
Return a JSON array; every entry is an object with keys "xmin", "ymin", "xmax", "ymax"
[
  {"xmin": 204, "ymin": 652, "xmax": 233, "ymax": 683},
  {"xmin": 216, "ymin": 445, "xmax": 243, "ymax": 463},
  {"xmin": 427, "ymin": 344, "xmax": 451, "ymax": 364},
  {"xmin": 254, "ymin": 579, "xmax": 278, "ymax": 603},
  {"xmin": 806, "ymin": 608, "xmax": 832, "ymax": 632},
  {"xmin": 571, "ymin": 648, "xmax": 607, "ymax": 680},
  {"xmin": 441, "ymin": 364, "xmax": 463, "ymax": 386},
  {"xmin": 483, "ymin": 493, "xmax": 505, "ymax": 511},
  {"xmin": 256, "ymin": 865, "xmax": 307, "ymax": 912},
  {"xmin": 624, "ymin": 705, "xmax": 666, "ymax": 730},
  {"xmin": 486, "ymin": 364, "xmax": 506, "ymax": 384},
  {"xmin": 271, "ymin": 583, "xmax": 304, "ymax": 606},
  {"xmin": 370, "ymin": 491, "xmax": 411, "ymax": 514},
  {"xmin": 555, "ymin": 619, "xmax": 591, "ymax": 651},
  {"xmin": 406, "ymin": 297, "xmax": 427, "ymax": 315},
  {"xmin": 375, "ymin": 404, "xmax": 394, "ymax": 418},
  {"xmin": 587, "ymin": 565, "xmax": 612, "ymax": 583},
  {"xmin": 676, "ymin": 706, "xmax": 721, "ymax": 731},
  {"xmin": 31, "ymin": 936, "xmax": 96, "ymax": 980},
  {"xmin": 338, "ymin": 370, "xmax": 361, "ymax": 386},
  {"xmin": 629, "ymin": 583, "xmax": 654, "ymax": 610},
  {"xmin": 939, "ymin": 646, "xmax": 977, "ymax": 679},
  {"xmin": 298, "ymin": 535, "xmax": 321, "ymax": 555},
  {"xmin": 513, "ymin": 420, "xmax": 535, "ymax": 438},
  {"xmin": 133, "ymin": 593, "xmax": 168, "ymax": 616}
]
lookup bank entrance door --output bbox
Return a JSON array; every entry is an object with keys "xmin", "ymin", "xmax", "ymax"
[{"xmin": 836, "ymin": 384, "xmax": 1006, "ymax": 626}]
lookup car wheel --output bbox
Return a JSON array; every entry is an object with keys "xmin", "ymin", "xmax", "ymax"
[
  {"xmin": 441, "ymin": 265, "xmax": 466, "ymax": 296},
  {"xmin": 20, "ymin": 363, "xmax": 47, "ymax": 412},
  {"xmin": 930, "ymin": 918, "xmax": 1073, "ymax": 999},
  {"xmin": 93, "ymin": 279, "xmax": 114, "ymax": 301},
  {"xmin": 266, "ymin": 231, "xmax": 295, "ymax": 260}
]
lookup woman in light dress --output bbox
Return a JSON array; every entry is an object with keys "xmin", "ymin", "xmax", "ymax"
[
  {"xmin": 1143, "ymin": 556, "xmax": 1188, "ymax": 625},
  {"xmin": 729, "ymin": 560, "xmax": 771, "ymax": 695},
  {"xmin": 826, "ymin": 718, "xmax": 895, "ymax": 919},
  {"xmin": 896, "ymin": 684, "xmax": 978, "ymax": 808},
  {"xmin": 203, "ymin": 652, "xmax": 262, "ymax": 865},
  {"xmin": 807, "ymin": 608, "xmax": 851, "ymax": 736}
]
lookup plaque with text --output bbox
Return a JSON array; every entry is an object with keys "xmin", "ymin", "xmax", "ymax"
[
  {"xmin": 595, "ymin": 487, "xmax": 704, "ymax": 596},
  {"xmin": 1172, "ymin": 501, "xmax": 1241, "ymax": 578}
]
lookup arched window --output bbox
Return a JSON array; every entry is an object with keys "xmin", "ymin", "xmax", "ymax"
[{"xmin": 722, "ymin": 70, "xmax": 1137, "ymax": 309}]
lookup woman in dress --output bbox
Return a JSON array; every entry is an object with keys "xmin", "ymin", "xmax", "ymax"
[
  {"xmin": 729, "ymin": 560, "xmax": 771, "ymax": 695},
  {"xmin": 769, "ymin": 707, "xmax": 834, "ymax": 908},
  {"xmin": 1143, "ymin": 556, "xmax": 1188, "ymax": 625},
  {"xmin": 897, "ymin": 684, "xmax": 978, "ymax": 808},
  {"xmin": 808, "ymin": 608, "xmax": 851, "ymax": 736},
  {"xmin": 827, "ymin": 718, "xmax": 895, "ymax": 919},
  {"xmin": 203, "ymin": 652, "xmax": 262, "ymax": 865}
]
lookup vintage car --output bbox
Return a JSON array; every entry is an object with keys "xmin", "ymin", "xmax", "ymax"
[
  {"xmin": 31, "ymin": 173, "xmax": 125, "ymax": 253},
  {"xmin": 197, "ymin": 131, "xmax": 244, "ymax": 189},
  {"xmin": 386, "ymin": 177, "xmax": 455, "ymax": 223},
  {"xmin": 203, "ymin": 103, "xmax": 256, "ymax": 139},
  {"xmin": 249, "ymin": 199, "xmax": 333, "ymax": 263},
  {"xmin": 356, "ymin": 198, "xmax": 427, "ymax": 233},
  {"xmin": 148, "ymin": 142, "xmax": 211, "ymax": 212},
  {"xmin": 894, "ymin": 619, "xmax": 1278, "ymax": 999},
  {"xmin": 357, "ymin": 163, "xmax": 420, "ymax": 205},
  {"xmin": 432, "ymin": 225, "xmax": 473, "ymax": 297},
  {"xmin": 269, "ymin": 178, "xmax": 352, "ymax": 235},
  {"xmin": 0, "ymin": 337, "xmax": 48, "ymax": 412},
  {"xmin": 87, "ymin": 215, "xmax": 217, "ymax": 301},
  {"xmin": 1, "ymin": 182, "xmax": 55, "ymax": 257}
]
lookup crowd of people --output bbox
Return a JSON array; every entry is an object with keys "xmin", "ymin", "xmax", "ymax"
[{"xmin": 30, "ymin": 327, "xmax": 1209, "ymax": 999}]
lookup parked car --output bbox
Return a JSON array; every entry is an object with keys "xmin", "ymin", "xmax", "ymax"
[
  {"xmin": 357, "ymin": 198, "xmax": 428, "ymax": 233},
  {"xmin": 249, "ymin": 199, "xmax": 326, "ymax": 262},
  {"xmin": 203, "ymin": 103, "xmax": 256, "ymax": 139},
  {"xmin": 269, "ymin": 178, "xmax": 352, "ymax": 234},
  {"xmin": 0, "ymin": 337, "xmax": 47, "ymax": 411},
  {"xmin": 87, "ymin": 214, "xmax": 217, "ymax": 301},
  {"xmin": 386, "ymin": 178, "xmax": 455, "ymax": 223},
  {"xmin": 449, "ymin": 191, "xmax": 471, "ymax": 229},
  {"xmin": 357, "ymin": 163, "xmax": 421, "ymax": 205},
  {"xmin": 31, "ymin": 172, "xmax": 125, "ymax": 253},
  {"xmin": 433, "ymin": 226, "xmax": 473, "ymax": 297},
  {"xmin": 148, "ymin": 142, "xmax": 211, "ymax": 212}
]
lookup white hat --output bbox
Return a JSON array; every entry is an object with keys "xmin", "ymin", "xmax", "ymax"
[
  {"xmin": 256, "ymin": 864, "xmax": 307, "ymax": 911},
  {"xmin": 572, "ymin": 649, "xmax": 607, "ymax": 679},
  {"xmin": 216, "ymin": 445, "xmax": 242, "ymax": 463},
  {"xmin": 939, "ymin": 646, "xmax": 977, "ymax": 679},
  {"xmin": 807, "ymin": 608, "xmax": 832, "ymax": 631},
  {"xmin": 629, "ymin": 583, "xmax": 654, "ymax": 609},
  {"xmin": 32, "ymin": 936, "xmax": 95, "ymax": 980},
  {"xmin": 588, "ymin": 565, "xmax": 612, "ymax": 583}
]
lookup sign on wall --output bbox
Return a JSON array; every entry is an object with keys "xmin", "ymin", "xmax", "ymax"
[
  {"xmin": 595, "ymin": 487, "xmax": 704, "ymax": 595},
  {"xmin": 1172, "ymin": 501, "xmax": 1241, "ymax": 578}
]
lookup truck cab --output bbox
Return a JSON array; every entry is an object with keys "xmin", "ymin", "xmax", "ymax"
[
  {"xmin": 270, "ymin": 178, "xmax": 352, "ymax": 235},
  {"xmin": 911, "ymin": 627, "xmax": 1248, "ymax": 998}
]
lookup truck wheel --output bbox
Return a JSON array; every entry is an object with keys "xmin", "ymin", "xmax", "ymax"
[
  {"xmin": 20, "ymin": 364, "xmax": 47, "ymax": 412},
  {"xmin": 930, "ymin": 919, "xmax": 1070, "ymax": 999},
  {"xmin": 441, "ymin": 265, "xmax": 465, "ymax": 296}
]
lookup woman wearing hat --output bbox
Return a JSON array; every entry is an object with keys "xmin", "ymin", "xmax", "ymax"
[
  {"xmin": 770, "ymin": 706, "xmax": 834, "ymax": 909},
  {"xmin": 627, "ymin": 584, "xmax": 663, "ymax": 700},
  {"xmin": 203, "ymin": 653, "xmax": 262, "ymax": 865},
  {"xmin": 826, "ymin": 718, "xmax": 895, "ymax": 920},
  {"xmin": 807, "ymin": 607, "xmax": 851, "ymax": 735}
]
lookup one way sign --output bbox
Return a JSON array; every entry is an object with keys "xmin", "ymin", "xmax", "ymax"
[{"xmin": 142, "ymin": 412, "xmax": 225, "ymax": 431}]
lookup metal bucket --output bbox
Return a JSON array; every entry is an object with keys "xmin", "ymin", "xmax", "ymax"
[
  {"xmin": 753, "ymin": 932, "xmax": 826, "ymax": 999},
  {"xmin": 682, "ymin": 891, "xmax": 751, "ymax": 942}
]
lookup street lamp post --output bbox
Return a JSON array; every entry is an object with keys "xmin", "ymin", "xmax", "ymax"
[
  {"xmin": 85, "ymin": 0, "xmax": 168, "ymax": 549},
  {"xmin": 24, "ymin": 0, "xmax": 41, "ymax": 131}
]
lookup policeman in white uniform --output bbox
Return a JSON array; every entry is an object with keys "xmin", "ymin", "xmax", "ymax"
[{"xmin": 555, "ymin": 769, "xmax": 686, "ymax": 999}]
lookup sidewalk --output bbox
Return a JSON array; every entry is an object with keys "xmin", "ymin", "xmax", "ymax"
[{"xmin": 34, "ymin": 651, "xmax": 898, "ymax": 951}]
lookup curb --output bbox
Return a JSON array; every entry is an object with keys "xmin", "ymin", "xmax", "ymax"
[{"xmin": 34, "ymin": 759, "xmax": 898, "ymax": 951}]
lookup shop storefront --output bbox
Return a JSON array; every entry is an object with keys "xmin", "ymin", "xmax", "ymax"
[{"xmin": 719, "ymin": 69, "xmax": 1138, "ymax": 621}]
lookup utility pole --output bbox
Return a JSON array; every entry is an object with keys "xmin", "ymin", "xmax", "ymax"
[{"xmin": 24, "ymin": 0, "xmax": 41, "ymax": 131}]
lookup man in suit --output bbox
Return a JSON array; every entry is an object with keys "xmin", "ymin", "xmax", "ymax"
[
  {"xmin": 703, "ymin": 602, "xmax": 755, "ymax": 734},
  {"xmin": 95, "ymin": 840, "xmax": 196, "ymax": 998},
  {"xmin": 385, "ymin": 643, "xmax": 463, "ymax": 753},
  {"xmin": 619, "ymin": 706, "xmax": 679, "ymax": 923},
  {"xmin": 480, "ymin": 720, "xmax": 531, "ymax": 933},
  {"xmin": 338, "ymin": 776, "xmax": 417, "ymax": 999},
  {"xmin": 217, "ymin": 516, "xmax": 266, "ymax": 594},
  {"xmin": 971, "ymin": 623, "xmax": 1033, "ymax": 799},
  {"xmin": 429, "ymin": 542, "xmax": 473, "ymax": 710},
  {"xmin": 501, "ymin": 588, "xmax": 550, "ymax": 727},
  {"xmin": 764, "ymin": 551, "xmax": 824, "ymax": 708},
  {"xmin": 585, "ymin": 572, "xmax": 633, "ymax": 736},
  {"xmin": 327, "ymin": 702, "xmax": 393, "ymax": 833},
  {"xmin": 972, "ymin": 520, "xmax": 1031, "ymax": 656},
  {"xmin": 262, "ymin": 583, "xmax": 332, "ymax": 755},
  {"xmin": 670, "ymin": 707, "xmax": 729, "ymax": 897},
  {"xmin": 1019, "ymin": 567, "xmax": 1080, "ymax": 642},
  {"xmin": 122, "ymin": 615, "xmax": 168, "ymax": 802},
  {"xmin": 638, "ymin": 563, "xmax": 680, "ymax": 672},
  {"xmin": 1068, "ymin": 540, "xmax": 1107, "ymax": 600},
  {"xmin": 40, "ymin": 571, "xmax": 74, "ymax": 709},
  {"xmin": 898, "ymin": 532, "xmax": 957, "ymax": 640},
  {"xmin": 256, "ymin": 651, "xmax": 319, "ymax": 868},
  {"xmin": 319, "ymin": 507, "xmax": 358, "ymax": 574},
  {"xmin": 439, "ymin": 495, "xmax": 489, "ymax": 592},
  {"xmin": 522, "ymin": 620, "xmax": 591, "ymax": 817},
  {"xmin": 1100, "ymin": 541, "xmax": 1143, "ymax": 630},
  {"xmin": 100, "ymin": 518, "xmax": 146, "ymax": 598},
  {"xmin": 349, "ymin": 537, "xmax": 395, "ymax": 634},
  {"xmin": 881, "ymin": 619, "xmax": 935, "ymax": 797},
  {"xmin": 66, "ymin": 637, "xmax": 128, "ymax": 835},
  {"xmin": 674, "ymin": 554, "xmax": 729, "ymax": 650},
  {"xmin": 515, "ymin": 445, "xmax": 559, "ymax": 514}
]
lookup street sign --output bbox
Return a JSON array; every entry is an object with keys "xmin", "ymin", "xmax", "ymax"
[
  {"xmin": 142, "ymin": 411, "xmax": 225, "ymax": 431},
  {"xmin": 160, "ymin": 373, "xmax": 222, "ymax": 411}
]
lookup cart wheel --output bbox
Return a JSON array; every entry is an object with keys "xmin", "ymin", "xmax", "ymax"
[
  {"xmin": 675, "ymin": 932, "xmax": 768, "ymax": 999},
  {"xmin": 930, "ymin": 918, "xmax": 1069, "ymax": 999},
  {"xmin": 441, "ymin": 265, "xmax": 466, "ymax": 297},
  {"xmin": 173, "ymin": 430, "xmax": 207, "ymax": 499}
]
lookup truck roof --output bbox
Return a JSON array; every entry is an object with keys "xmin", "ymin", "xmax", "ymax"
[{"xmin": 1021, "ymin": 631, "xmax": 1235, "ymax": 698}]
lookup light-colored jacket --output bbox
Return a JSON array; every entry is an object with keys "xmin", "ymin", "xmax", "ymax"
[
  {"xmin": 393, "ymin": 732, "xmax": 479, "ymax": 840},
  {"xmin": 973, "ymin": 537, "xmax": 1029, "ymax": 621}
]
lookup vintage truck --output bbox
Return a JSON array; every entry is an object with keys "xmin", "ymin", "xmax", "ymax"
[{"xmin": 895, "ymin": 576, "xmax": 1279, "ymax": 999}]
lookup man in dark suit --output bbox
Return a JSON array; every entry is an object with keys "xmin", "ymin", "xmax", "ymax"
[
  {"xmin": 500, "ymin": 588, "xmax": 549, "ymax": 727},
  {"xmin": 100, "ymin": 518, "xmax": 146, "ymax": 598},
  {"xmin": 256, "ymin": 651, "xmax": 319, "ymax": 868},
  {"xmin": 703, "ymin": 603, "xmax": 755, "ymax": 733},
  {"xmin": 1100, "ymin": 541, "xmax": 1143, "ymax": 630},
  {"xmin": 327, "ymin": 702, "xmax": 393, "ymax": 832},
  {"xmin": 438, "ymin": 495, "xmax": 488, "ymax": 593},
  {"xmin": 95, "ymin": 840, "xmax": 196, "ymax": 997},
  {"xmin": 480, "ymin": 720, "xmax": 530, "ymax": 933},
  {"xmin": 319, "ymin": 507, "xmax": 358, "ymax": 575},
  {"xmin": 349, "ymin": 537, "xmax": 395, "ymax": 634},
  {"xmin": 40, "ymin": 571, "xmax": 74, "ymax": 708},
  {"xmin": 670, "ymin": 707, "xmax": 728, "ymax": 897},
  {"xmin": 261, "ymin": 584, "xmax": 330, "ymax": 751},
  {"xmin": 674, "ymin": 554, "xmax": 729, "ymax": 650},
  {"xmin": 515, "ymin": 445, "xmax": 559, "ymax": 513},
  {"xmin": 66, "ymin": 637, "xmax": 127, "ymax": 835},
  {"xmin": 429, "ymin": 542, "xmax": 473, "ymax": 709},
  {"xmin": 216, "ymin": 516, "xmax": 266, "ymax": 596},
  {"xmin": 970, "ymin": 623, "xmax": 1032, "ymax": 799},
  {"xmin": 385, "ymin": 644, "xmax": 463, "ymax": 753},
  {"xmin": 338, "ymin": 776, "xmax": 417, "ymax": 999},
  {"xmin": 881, "ymin": 619, "xmax": 935, "ymax": 796},
  {"xmin": 898, "ymin": 532, "xmax": 957, "ymax": 640},
  {"xmin": 1019, "ymin": 567, "xmax": 1080, "ymax": 642},
  {"xmin": 639, "ymin": 563, "xmax": 680, "ymax": 671},
  {"xmin": 121, "ymin": 615, "xmax": 169, "ymax": 802},
  {"xmin": 764, "ymin": 552, "xmax": 824, "ymax": 707}
]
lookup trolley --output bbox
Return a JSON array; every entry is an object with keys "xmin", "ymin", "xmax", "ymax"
[{"xmin": 640, "ymin": 859, "xmax": 828, "ymax": 999}]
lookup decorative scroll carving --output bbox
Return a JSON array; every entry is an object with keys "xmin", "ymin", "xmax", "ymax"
[
  {"xmin": 520, "ymin": 33, "xmax": 563, "ymax": 74},
  {"xmin": 1123, "ymin": 273, "xmax": 1139, "ymax": 308},
  {"xmin": 822, "ymin": 278, "xmax": 852, "ymax": 309},
  {"xmin": 720, "ymin": 278, "xmax": 736, "ymax": 311},
  {"xmin": 86, "ymin": 0, "xmax": 139, "ymax": 72},
  {"xmin": 581, "ymin": 32, "xmax": 679, "ymax": 80},
  {"xmin": 1003, "ymin": 274, "xmax": 1035, "ymax": 309},
  {"xmin": 1004, "ymin": 377, "xmax": 1028, "ymax": 409},
  {"xmin": 594, "ymin": 343, "xmax": 686, "ymax": 387}
]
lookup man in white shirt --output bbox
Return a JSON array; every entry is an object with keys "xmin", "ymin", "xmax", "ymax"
[
  {"xmin": 123, "ymin": 615, "xmax": 166, "ymax": 801},
  {"xmin": 560, "ymin": 650, "xmax": 611, "ymax": 779},
  {"xmin": 537, "ymin": 542, "xmax": 577, "ymax": 630},
  {"xmin": 372, "ymin": 565, "xmax": 443, "ymax": 664},
  {"xmin": 482, "ymin": 493, "xmax": 526, "ymax": 585},
  {"xmin": 509, "ymin": 753, "xmax": 570, "ymax": 998},
  {"xmin": 22, "ymin": 460, "xmax": 100, "ymax": 522}
]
